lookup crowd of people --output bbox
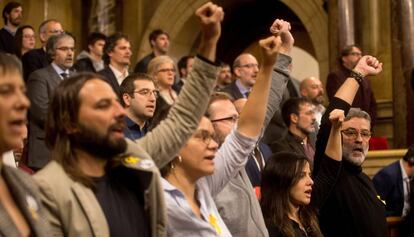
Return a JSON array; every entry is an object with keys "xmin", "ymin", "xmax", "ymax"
[{"xmin": 0, "ymin": 1, "xmax": 411, "ymax": 237}]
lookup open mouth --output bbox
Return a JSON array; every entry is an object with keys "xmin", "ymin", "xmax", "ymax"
[
  {"xmin": 204, "ymin": 155, "xmax": 215, "ymax": 161},
  {"xmin": 353, "ymin": 147, "xmax": 364, "ymax": 153},
  {"xmin": 304, "ymin": 189, "xmax": 312, "ymax": 197}
]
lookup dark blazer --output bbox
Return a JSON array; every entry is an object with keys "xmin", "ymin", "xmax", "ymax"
[
  {"xmin": 22, "ymin": 48, "xmax": 49, "ymax": 81},
  {"xmin": 0, "ymin": 165, "xmax": 51, "ymax": 236},
  {"xmin": 134, "ymin": 52, "xmax": 155, "ymax": 73},
  {"xmin": 73, "ymin": 57, "xmax": 96, "ymax": 73},
  {"xmin": 0, "ymin": 28, "xmax": 16, "ymax": 54},
  {"xmin": 27, "ymin": 65, "xmax": 70, "ymax": 169},
  {"xmin": 270, "ymin": 131, "xmax": 308, "ymax": 157},
  {"xmin": 98, "ymin": 67, "xmax": 120, "ymax": 96},
  {"xmin": 244, "ymin": 142, "xmax": 272, "ymax": 187},
  {"xmin": 373, "ymin": 160, "xmax": 404, "ymax": 217},
  {"xmin": 220, "ymin": 80, "xmax": 245, "ymax": 100}
]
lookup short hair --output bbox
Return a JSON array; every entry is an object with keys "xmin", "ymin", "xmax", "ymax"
[
  {"xmin": 177, "ymin": 55, "xmax": 194, "ymax": 78},
  {"xmin": 46, "ymin": 72, "xmax": 109, "ymax": 188},
  {"xmin": 403, "ymin": 144, "xmax": 414, "ymax": 165},
  {"xmin": 119, "ymin": 73, "xmax": 155, "ymax": 107},
  {"xmin": 339, "ymin": 44, "xmax": 361, "ymax": 64},
  {"xmin": 0, "ymin": 52, "xmax": 22, "ymax": 76},
  {"xmin": 147, "ymin": 55, "xmax": 175, "ymax": 76},
  {"xmin": 103, "ymin": 32, "xmax": 129, "ymax": 65},
  {"xmin": 39, "ymin": 19, "xmax": 60, "ymax": 34},
  {"xmin": 281, "ymin": 97, "xmax": 313, "ymax": 127},
  {"xmin": 344, "ymin": 108, "xmax": 371, "ymax": 124},
  {"xmin": 86, "ymin": 32, "xmax": 106, "ymax": 51},
  {"xmin": 45, "ymin": 32, "xmax": 75, "ymax": 59},
  {"xmin": 14, "ymin": 25, "xmax": 35, "ymax": 58},
  {"xmin": 2, "ymin": 1, "xmax": 21, "ymax": 25},
  {"xmin": 205, "ymin": 92, "xmax": 233, "ymax": 118},
  {"xmin": 149, "ymin": 29, "xmax": 169, "ymax": 46}
]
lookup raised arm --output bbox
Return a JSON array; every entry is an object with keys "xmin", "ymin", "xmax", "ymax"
[
  {"xmin": 314, "ymin": 55, "xmax": 383, "ymax": 174},
  {"xmin": 325, "ymin": 109, "xmax": 345, "ymax": 160},
  {"xmin": 237, "ymin": 36, "xmax": 282, "ymax": 137},
  {"xmin": 262, "ymin": 19, "xmax": 294, "ymax": 131},
  {"xmin": 135, "ymin": 2, "xmax": 224, "ymax": 168}
]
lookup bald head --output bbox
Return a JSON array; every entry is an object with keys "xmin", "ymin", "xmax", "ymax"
[
  {"xmin": 300, "ymin": 76, "xmax": 324, "ymax": 105},
  {"xmin": 233, "ymin": 53, "xmax": 259, "ymax": 89}
]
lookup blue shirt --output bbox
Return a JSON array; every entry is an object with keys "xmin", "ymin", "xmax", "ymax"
[
  {"xmin": 123, "ymin": 116, "xmax": 148, "ymax": 140},
  {"xmin": 235, "ymin": 79, "xmax": 251, "ymax": 98}
]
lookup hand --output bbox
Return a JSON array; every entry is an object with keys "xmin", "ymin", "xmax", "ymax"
[
  {"xmin": 195, "ymin": 2, "xmax": 224, "ymax": 44},
  {"xmin": 329, "ymin": 109, "xmax": 345, "ymax": 130},
  {"xmin": 269, "ymin": 19, "xmax": 294, "ymax": 54},
  {"xmin": 259, "ymin": 35, "xmax": 282, "ymax": 67},
  {"xmin": 353, "ymin": 55, "xmax": 383, "ymax": 77}
]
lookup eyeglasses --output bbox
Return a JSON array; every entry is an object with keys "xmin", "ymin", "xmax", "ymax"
[
  {"xmin": 341, "ymin": 128, "xmax": 372, "ymax": 140},
  {"xmin": 193, "ymin": 129, "xmax": 216, "ymax": 145},
  {"xmin": 48, "ymin": 30, "xmax": 65, "ymax": 34},
  {"xmin": 348, "ymin": 52, "xmax": 362, "ymax": 57},
  {"xmin": 56, "ymin": 47, "xmax": 75, "ymax": 52},
  {"xmin": 236, "ymin": 63, "xmax": 259, "ymax": 69},
  {"xmin": 133, "ymin": 89, "xmax": 159, "ymax": 98},
  {"xmin": 210, "ymin": 114, "xmax": 239, "ymax": 123},
  {"xmin": 23, "ymin": 34, "xmax": 36, "ymax": 39},
  {"xmin": 157, "ymin": 68, "xmax": 175, "ymax": 73}
]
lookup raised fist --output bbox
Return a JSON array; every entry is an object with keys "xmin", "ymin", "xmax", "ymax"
[
  {"xmin": 195, "ymin": 2, "xmax": 224, "ymax": 43},
  {"xmin": 353, "ymin": 55, "xmax": 383, "ymax": 77},
  {"xmin": 259, "ymin": 35, "xmax": 282, "ymax": 67}
]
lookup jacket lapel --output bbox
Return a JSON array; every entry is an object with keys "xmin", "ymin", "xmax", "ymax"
[
  {"xmin": 2, "ymin": 166, "xmax": 49, "ymax": 236},
  {"xmin": 71, "ymin": 183, "xmax": 109, "ymax": 237}
]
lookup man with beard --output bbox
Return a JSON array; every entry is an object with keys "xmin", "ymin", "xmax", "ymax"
[
  {"xmin": 33, "ymin": 2, "xmax": 223, "ymax": 236},
  {"xmin": 134, "ymin": 29, "xmax": 170, "ymax": 73},
  {"xmin": 215, "ymin": 62, "xmax": 232, "ymax": 90},
  {"xmin": 26, "ymin": 33, "xmax": 75, "ymax": 170},
  {"xmin": 312, "ymin": 55, "xmax": 387, "ymax": 237},
  {"xmin": 326, "ymin": 45, "xmax": 377, "ymax": 126},
  {"xmin": 270, "ymin": 97, "xmax": 317, "ymax": 162},
  {"xmin": 0, "ymin": 2, "xmax": 22, "ymax": 54},
  {"xmin": 221, "ymin": 53, "xmax": 259, "ymax": 100},
  {"xmin": 120, "ymin": 73, "xmax": 157, "ymax": 139},
  {"xmin": 300, "ymin": 76, "xmax": 326, "ymax": 125}
]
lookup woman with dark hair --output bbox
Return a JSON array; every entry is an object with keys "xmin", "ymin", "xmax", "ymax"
[
  {"xmin": 14, "ymin": 25, "xmax": 36, "ymax": 58},
  {"xmin": 261, "ymin": 109, "xmax": 344, "ymax": 237}
]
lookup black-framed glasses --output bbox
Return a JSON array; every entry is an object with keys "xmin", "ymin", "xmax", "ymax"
[
  {"xmin": 193, "ymin": 129, "xmax": 216, "ymax": 145},
  {"xmin": 341, "ymin": 128, "xmax": 372, "ymax": 140},
  {"xmin": 210, "ymin": 114, "xmax": 239, "ymax": 123},
  {"xmin": 56, "ymin": 47, "xmax": 75, "ymax": 52},
  {"xmin": 133, "ymin": 89, "xmax": 159, "ymax": 98},
  {"xmin": 348, "ymin": 52, "xmax": 362, "ymax": 57},
  {"xmin": 157, "ymin": 68, "xmax": 175, "ymax": 73}
]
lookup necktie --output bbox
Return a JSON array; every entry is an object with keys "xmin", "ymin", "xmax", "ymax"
[
  {"xmin": 60, "ymin": 72, "xmax": 68, "ymax": 79},
  {"xmin": 244, "ymin": 91, "xmax": 250, "ymax": 98}
]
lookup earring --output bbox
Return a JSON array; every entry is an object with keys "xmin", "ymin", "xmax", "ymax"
[{"xmin": 178, "ymin": 156, "xmax": 183, "ymax": 163}]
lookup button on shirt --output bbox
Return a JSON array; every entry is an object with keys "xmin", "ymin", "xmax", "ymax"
[{"xmin": 123, "ymin": 116, "xmax": 148, "ymax": 140}]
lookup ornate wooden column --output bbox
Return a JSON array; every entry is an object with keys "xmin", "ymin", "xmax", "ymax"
[{"xmin": 338, "ymin": 0, "xmax": 355, "ymax": 49}]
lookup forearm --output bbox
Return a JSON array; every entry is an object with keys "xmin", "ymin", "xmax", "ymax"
[
  {"xmin": 237, "ymin": 63, "xmax": 273, "ymax": 138},
  {"xmin": 333, "ymin": 77, "xmax": 359, "ymax": 105},
  {"xmin": 197, "ymin": 39, "xmax": 217, "ymax": 62},
  {"xmin": 325, "ymin": 124, "xmax": 342, "ymax": 161}
]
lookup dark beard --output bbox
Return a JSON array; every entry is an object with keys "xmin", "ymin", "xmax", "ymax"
[{"xmin": 71, "ymin": 122, "xmax": 127, "ymax": 161}]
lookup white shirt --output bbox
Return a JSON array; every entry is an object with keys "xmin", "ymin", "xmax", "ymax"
[
  {"xmin": 400, "ymin": 159, "xmax": 411, "ymax": 217},
  {"xmin": 109, "ymin": 64, "xmax": 129, "ymax": 85}
]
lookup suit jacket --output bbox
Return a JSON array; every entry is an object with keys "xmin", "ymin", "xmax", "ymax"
[
  {"xmin": 134, "ymin": 52, "xmax": 155, "ymax": 73},
  {"xmin": 0, "ymin": 28, "xmax": 16, "ymax": 54},
  {"xmin": 98, "ymin": 67, "xmax": 121, "ymax": 96},
  {"xmin": 244, "ymin": 142, "xmax": 271, "ymax": 187},
  {"xmin": 270, "ymin": 131, "xmax": 308, "ymax": 157},
  {"xmin": 34, "ymin": 56, "xmax": 219, "ymax": 237},
  {"xmin": 22, "ymin": 48, "xmax": 50, "ymax": 81},
  {"xmin": 73, "ymin": 57, "xmax": 96, "ymax": 73},
  {"xmin": 373, "ymin": 160, "xmax": 404, "ymax": 217},
  {"xmin": 220, "ymin": 80, "xmax": 245, "ymax": 100},
  {"xmin": 0, "ymin": 165, "xmax": 51, "ymax": 237},
  {"xmin": 27, "ymin": 65, "xmax": 71, "ymax": 169}
]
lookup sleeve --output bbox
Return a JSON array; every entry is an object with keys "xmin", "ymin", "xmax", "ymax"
[
  {"xmin": 313, "ymin": 97, "xmax": 350, "ymax": 175},
  {"xmin": 326, "ymin": 72, "xmax": 342, "ymax": 102},
  {"xmin": 372, "ymin": 170, "xmax": 392, "ymax": 201},
  {"xmin": 261, "ymin": 54, "xmax": 291, "ymax": 134},
  {"xmin": 206, "ymin": 129, "xmax": 257, "ymax": 197},
  {"xmin": 27, "ymin": 71, "xmax": 49, "ymax": 128},
  {"xmin": 311, "ymin": 154, "xmax": 342, "ymax": 209},
  {"xmin": 137, "ymin": 56, "xmax": 219, "ymax": 168}
]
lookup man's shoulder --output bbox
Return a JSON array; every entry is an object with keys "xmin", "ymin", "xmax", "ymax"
[{"xmin": 34, "ymin": 161, "xmax": 74, "ymax": 187}]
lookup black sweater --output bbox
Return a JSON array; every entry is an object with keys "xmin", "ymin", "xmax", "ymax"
[{"xmin": 312, "ymin": 97, "xmax": 387, "ymax": 237}]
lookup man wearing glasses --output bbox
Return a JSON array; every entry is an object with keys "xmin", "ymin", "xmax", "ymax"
[
  {"xmin": 220, "ymin": 53, "xmax": 259, "ymax": 100},
  {"xmin": 326, "ymin": 45, "xmax": 377, "ymax": 126},
  {"xmin": 22, "ymin": 19, "xmax": 64, "ymax": 80},
  {"xmin": 120, "ymin": 73, "xmax": 158, "ymax": 140},
  {"xmin": 26, "ymin": 33, "xmax": 75, "ymax": 171}
]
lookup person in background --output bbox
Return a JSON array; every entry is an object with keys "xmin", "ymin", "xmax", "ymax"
[
  {"xmin": 0, "ymin": 1, "xmax": 22, "ymax": 54},
  {"xmin": 14, "ymin": 25, "xmax": 36, "ymax": 59},
  {"xmin": 74, "ymin": 32, "xmax": 106, "ymax": 73}
]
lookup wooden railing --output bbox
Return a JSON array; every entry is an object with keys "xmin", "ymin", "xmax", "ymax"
[{"xmin": 362, "ymin": 149, "xmax": 408, "ymax": 178}]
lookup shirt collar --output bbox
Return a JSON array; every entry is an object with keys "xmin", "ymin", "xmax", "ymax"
[
  {"xmin": 51, "ymin": 63, "xmax": 70, "ymax": 78},
  {"xmin": 235, "ymin": 79, "xmax": 251, "ymax": 96},
  {"xmin": 124, "ymin": 116, "xmax": 147, "ymax": 129},
  {"xmin": 400, "ymin": 159, "xmax": 409, "ymax": 180},
  {"xmin": 109, "ymin": 64, "xmax": 129, "ymax": 84}
]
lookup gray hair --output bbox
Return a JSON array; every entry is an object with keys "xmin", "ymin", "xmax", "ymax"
[
  {"xmin": 345, "ymin": 108, "xmax": 371, "ymax": 123},
  {"xmin": 45, "ymin": 33, "xmax": 75, "ymax": 58}
]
